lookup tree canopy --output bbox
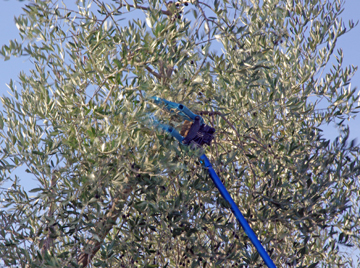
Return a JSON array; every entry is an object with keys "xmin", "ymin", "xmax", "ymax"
[{"xmin": 1, "ymin": 0, "xmax": 360, "ymax": 267}]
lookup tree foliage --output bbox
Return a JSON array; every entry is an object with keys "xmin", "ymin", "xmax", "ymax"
[{"xmin": 1, "ymin": 0, "xmax": 360, "ymax": 267}]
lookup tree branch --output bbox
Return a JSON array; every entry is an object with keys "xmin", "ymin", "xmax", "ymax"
[
  {"xmin": 145, "ymin": 65, "xmax": 162, "ymax": 80},
  {"xmin": 118, "ymin": 1, "xmax": 172, "ymax": 16},
  {"xmin": 78, "ymin": 182, "xmax": 133, "ymax": 267},
  {"xmin": 41, "ymin": 174, "xmax": 57, "ymax": 256}
]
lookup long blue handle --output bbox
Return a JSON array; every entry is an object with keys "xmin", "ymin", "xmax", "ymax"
[
  {"xmin": 199, "ymin": 154, "xmax": 277, "ymax": 268},
  {"xmin": 149, "ymin": 97, "xmax": 276, "ymax": 267}
]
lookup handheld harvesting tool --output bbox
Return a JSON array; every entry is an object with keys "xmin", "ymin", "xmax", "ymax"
[{"xmin": 149, "ymin": 96, "xmax": 276, "ymax": 268}]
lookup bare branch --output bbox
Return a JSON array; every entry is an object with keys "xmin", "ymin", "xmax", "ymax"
[{"xmin": 78, "ymin": 182, "xmax": 133, "ymax": 267}]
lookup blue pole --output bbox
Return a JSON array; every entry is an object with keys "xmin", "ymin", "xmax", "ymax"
[{"xmin": 199, "ymin": 154, "xmax": 277, "ymax": 268}]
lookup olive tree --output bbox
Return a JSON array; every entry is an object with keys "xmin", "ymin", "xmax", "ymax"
[{"xmin": 1, "ymin": 0, "xmax": 359, "ymax": 267}]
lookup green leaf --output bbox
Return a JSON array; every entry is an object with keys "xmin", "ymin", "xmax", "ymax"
[
  {"xmin": 308, "ymin": 262, "xmax": 319, "ymax": 268},
  {"xmin": 29, "ymin": 188, "xmax": 43, "ymax": 193}
]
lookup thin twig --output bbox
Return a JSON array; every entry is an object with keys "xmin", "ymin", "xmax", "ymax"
[{"xmin": 118, "ymin": 1, "xmax": 172, "ymax": 16}]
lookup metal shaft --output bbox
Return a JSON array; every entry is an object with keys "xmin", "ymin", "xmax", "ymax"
[{"xmin": 199, "ymin": 154, "xmax": 277, "ymax": 268}]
